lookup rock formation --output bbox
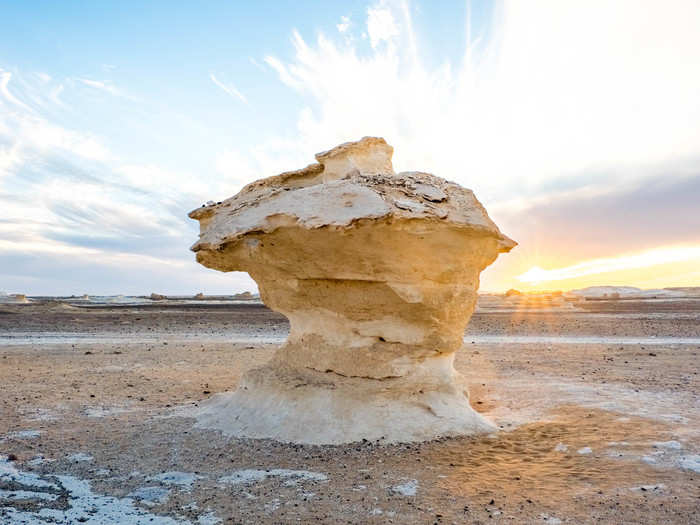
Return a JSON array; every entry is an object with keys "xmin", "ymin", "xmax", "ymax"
[{"xmin": 189, "ymin": 137, "xmax": 515, "ymax": 444}]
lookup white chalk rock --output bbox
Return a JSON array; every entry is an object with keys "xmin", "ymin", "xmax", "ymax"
[{"xmin": 189, "ymin": 137, "xmax": 515, "ymax": 444}]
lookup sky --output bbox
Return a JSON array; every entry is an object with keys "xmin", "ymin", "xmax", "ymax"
[{"xmin": 1, "ymin": 0, "xmax": 700, "ymax": 295}]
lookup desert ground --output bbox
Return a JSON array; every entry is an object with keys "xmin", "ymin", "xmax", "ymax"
[{"xmin": 1, "ymin": 295, "xmax": 699, "ymax": 524}]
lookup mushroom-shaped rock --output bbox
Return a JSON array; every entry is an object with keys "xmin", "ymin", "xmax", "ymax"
[{"xmin": 189, "ymin": 137, "xmax": 515, "ymax": 444}]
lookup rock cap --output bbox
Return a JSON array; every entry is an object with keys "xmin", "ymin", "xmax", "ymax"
[{"xmin": 189, "ymin": 137, "xmax": 515, "ymax": 256}]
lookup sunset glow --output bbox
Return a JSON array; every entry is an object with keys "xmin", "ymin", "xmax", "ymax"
[{"xmin": 517, "ymin": 245, "xmax": 700, "ymax": 285}]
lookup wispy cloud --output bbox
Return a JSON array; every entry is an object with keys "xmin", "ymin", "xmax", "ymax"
[
  {"xmin": 0, "ymin": 69, "xmax": 32, "ymax": 111},
  {"xmin": 366, "ymin": 5, "xmax": 399, "ymax": 48},
  {"xmin": 35, "ymin": 72, "xmax": 51, "ymax": 83},
  {"xmin": 209, "ymin": 73, "xmax": 247, "ymax": 103},
  {"xmin": 0, "ymin": 143, "xmax": 22, "ymax": 178},
  {"xmin": 0, "ymin": 67, "xmax": 249, "ymax": 294},
  {"xmin": 254, "ymin": 0, "xmax": 700, "ymax": 204},
  {"xmin": 248, "ymin": 57, "xmax": 266, "ymax": 72},
  {"xmin": 337, "ymin": 15, "xmax": 351, "ymax": 33},
  {"xmin": 262, "ymin": 54, "xmax": 302, "ymax": 91},
  {"xmin": 75, "ymin": 77, "xmax": 122, "ymax": 96}
]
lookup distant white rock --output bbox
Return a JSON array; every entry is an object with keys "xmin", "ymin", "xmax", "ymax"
[
  {"xmin": 568, "ymin": 286, "xmax": 686, "ymax": 299},
  {"xmin": 0, "ymin": 293, "xmax": 30, "ymax": 304}
]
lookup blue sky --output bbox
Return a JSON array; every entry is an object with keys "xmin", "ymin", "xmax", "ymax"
[{"xmin": 2, "ymin": 0, "xmax": 700, "ymax": 295}]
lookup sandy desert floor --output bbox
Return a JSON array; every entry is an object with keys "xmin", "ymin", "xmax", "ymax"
[{"xmin": 1, "ymin": 297, "xmax": 699, "ymax": 524}]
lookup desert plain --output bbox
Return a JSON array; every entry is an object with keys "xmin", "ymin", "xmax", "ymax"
[{"xmin": 1, "ymin": 291, "xmax": 699, "ymax": 524}]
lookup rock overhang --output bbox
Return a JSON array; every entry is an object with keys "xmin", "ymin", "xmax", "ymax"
[{"xmin": 189, "ymin": 136, "xmax": 516, "ymax": 262}]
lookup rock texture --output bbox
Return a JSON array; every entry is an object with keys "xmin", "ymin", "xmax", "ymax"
[{"xmin": 189, "ymin": 137, "xmax": 515, "ymax": 444}]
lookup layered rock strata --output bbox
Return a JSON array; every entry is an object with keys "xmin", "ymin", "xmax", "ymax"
[{"xmin": 189, "ymin": 137, "xmax": 515, "ymax": 444}]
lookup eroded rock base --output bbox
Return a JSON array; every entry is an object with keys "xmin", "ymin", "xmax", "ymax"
[{"xmin": 192, "ymin": 357, "xmax": 495, "ymax": 444}]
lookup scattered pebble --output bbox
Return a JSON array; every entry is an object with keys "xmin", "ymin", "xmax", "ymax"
[{"xmin": 629, "ymin": 484, "xmax": 666, "ymax": 492}]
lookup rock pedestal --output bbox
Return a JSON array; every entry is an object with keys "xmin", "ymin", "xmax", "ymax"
[{"xmin": 189, "ymin": 137, "xmax": 515, "ymax": 444}]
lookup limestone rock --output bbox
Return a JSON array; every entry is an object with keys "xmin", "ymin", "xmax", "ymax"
[
  {"xmin": 2, "ymin": 293, "xmax": 30, "ymax": 304},
  {"xmin": 189, "ymin": 137, "xmax": 515, "ymax": 444}
]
